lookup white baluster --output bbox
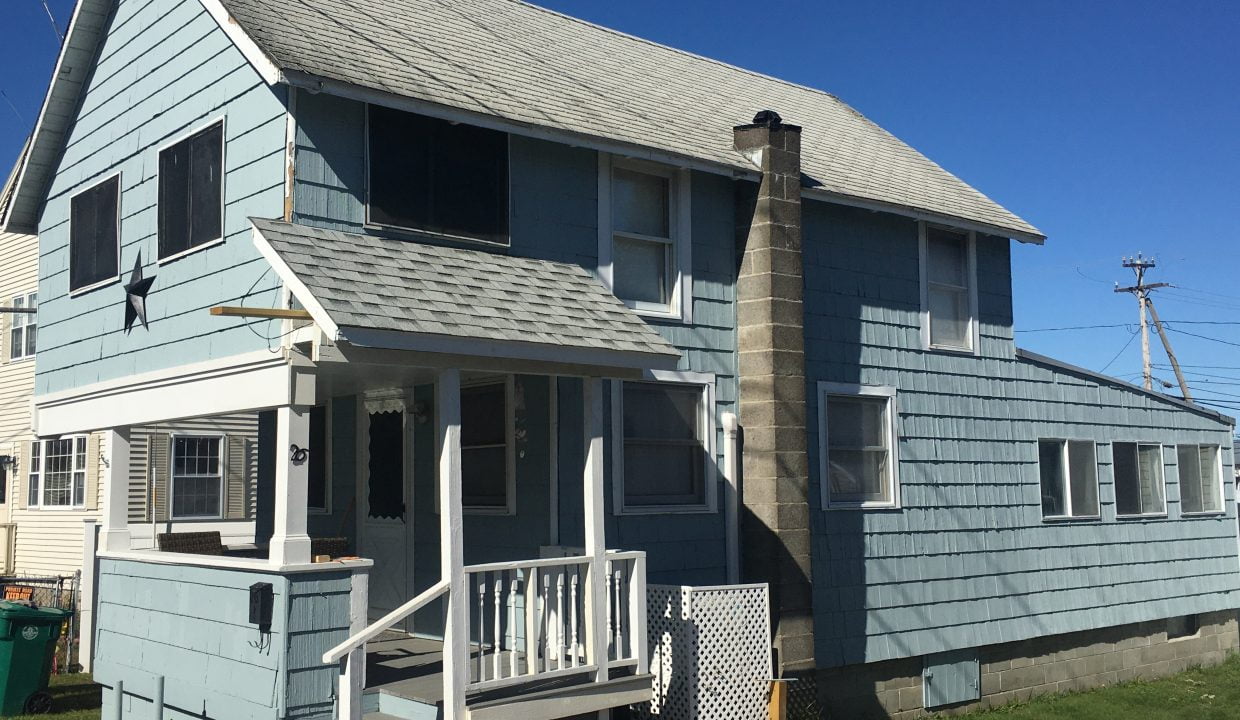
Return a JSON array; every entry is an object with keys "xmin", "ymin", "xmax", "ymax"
[
  {"xmin": 492, "ymin": 575, "xmax": 502, "ymax": 680},
  {"xmin": 555, "ymin": 570, "xmax": 566, "ymax": 670},
  {"xmin": 541, "ymin": 571, "xmax": 552, "ymax": 673},
  {"xmin": 524, "ymin": 567, "xmax": 539, "ymax": 676},
  {"xmin": 569, "ymin": 569, "xmax": 580, "ymax": 668},
  {"xmin": 613, "ymin": 562, "xmax": 624, "ymax": 660},
  {"xmin": 476, "ymin": 576, "xmax": 486, "ymax": 682},
  {"xmin": 508, "ymin": 574, "xmax": 518, "ymax": 678},
  {"xmin": 605, "ymin": 559, "xmax": 614, "ymax": 662}
]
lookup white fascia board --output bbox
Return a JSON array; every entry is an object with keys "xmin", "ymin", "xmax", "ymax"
[
  {"xmin": 196, "ymin": 0, "xmax": 283, "ymax": 86},
  {"xmin": 34, "ymin": 351, "xmax": 294, "ymax": 435},
  {"xmin": 249, "ymin": 220, "xmax": 341, "ymax": 341},
  {"xmin": 339, "ymin": 326, "xmax": 681, "ymax": 374}
]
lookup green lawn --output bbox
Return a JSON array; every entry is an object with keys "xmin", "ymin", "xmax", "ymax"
[
  {"xmin": 3, "ymin": 674, "xmax": 99, "ymax": 720},
  {"xmin": 956, "ymin": 654, "xmax": 1240, "ymax": 719}
]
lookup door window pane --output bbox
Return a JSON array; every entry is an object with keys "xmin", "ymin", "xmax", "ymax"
[{"xmin": 368, "ymin": 411, "xmax": 405, "ymax": 520}]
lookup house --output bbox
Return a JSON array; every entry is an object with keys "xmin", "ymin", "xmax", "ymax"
[
  {"xmin": 1, "ymin": 0, "xmax": 1236, "ymax": 718},
  {"xmin": 1, "ymin": 148, "xmax": 261, "ymax": 606}
]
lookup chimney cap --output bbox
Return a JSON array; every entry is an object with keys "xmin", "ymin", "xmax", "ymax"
[{"xmin": 752, "ymin": 110, "xmax": 783, "ymax": 128}]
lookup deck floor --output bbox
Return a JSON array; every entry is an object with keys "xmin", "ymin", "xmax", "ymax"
[{"xmin": 367, "ymin": 632, "xmax": 449, "ymax": 705}]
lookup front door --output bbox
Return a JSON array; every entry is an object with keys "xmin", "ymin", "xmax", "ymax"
[{"xmin": 360, "ymin": 405, "xmax": 412, "ymax": 623}]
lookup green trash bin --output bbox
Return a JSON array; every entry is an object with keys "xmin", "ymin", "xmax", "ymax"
[{"xmin": 0, "ymin": 601, "xmax": 70, "ymax": 716}]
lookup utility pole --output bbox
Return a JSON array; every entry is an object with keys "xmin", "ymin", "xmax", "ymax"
[{"xmin": 1114, "ymin": 254, "xmax": 1191, "ymax": 400}]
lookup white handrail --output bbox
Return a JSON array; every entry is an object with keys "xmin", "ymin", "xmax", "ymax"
[{"xmin": 323, "ymin": 579, "xmax": 449, "ymax": 664}]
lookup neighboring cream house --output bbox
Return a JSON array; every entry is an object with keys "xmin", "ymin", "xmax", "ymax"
[{"xmin": 0, "ymin": 152, "xmax": 260, "ymax": 579}]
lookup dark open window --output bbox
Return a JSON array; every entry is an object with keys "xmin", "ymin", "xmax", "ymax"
[
  {"xmin": 367, "ymin": 105, "xmax": 509, "ymax": 244},
  {"xmin": 308, "ymin": 405, "xmax": 328, "ymax": 512},
  {"xmin": 69, "ymin": 175, "xmax": 120, "ymax": 292},
  {"xmin": 461, "ymin": 382, "xmax": 510, "ymax": 510},
  {"xmin": 159, "ymin": 121, "xmax": 223, "ymax": 260}
]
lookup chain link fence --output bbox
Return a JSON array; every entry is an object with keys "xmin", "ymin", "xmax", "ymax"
[{"xmin": 1, "ymin": 572, "xmax": 80, "ymax": 673}]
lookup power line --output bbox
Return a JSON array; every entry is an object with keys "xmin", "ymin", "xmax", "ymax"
[
  {"xmin": 37, "ymin": 0, "xmax": 64, "ymax": 42},
  {"xmin": 0, "ymin": 90, "xmax": 24, "ymax": 125},
  {"xmin": 1016, "ymin": 320, "xmax": 1240, "ymax": 333},
  {"xmin": 1164, "ymin": 326, "xmax": 1240, "ymax": 350},
  {"xmin": 1098, "ymin": 328, "xmax": 1140, "ymax": 374}
]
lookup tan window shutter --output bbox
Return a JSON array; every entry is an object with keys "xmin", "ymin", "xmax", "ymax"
[
  {"xmin": 150, "ymin": 433, "xmax": 170, "ymax": 522},
  {"xmin": 15, "ymin": 441, "xmax": 29, "ymax": 510},
  {"xmin": 0, "ymin": 311, "xmax": 10, "ymax": 364},
  {"xmin": 85, "ymin": 434, "xmax": 101, "ymax": 511},
  {"xmin": 129, "ymin": 435, "xmax": 150, "ymax": 523},
  {"xmin": 225, "ymin": 436, "xmax": 250, "ymax": 520}
]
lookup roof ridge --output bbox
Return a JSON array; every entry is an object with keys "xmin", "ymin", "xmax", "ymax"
[{"xmin": 509, "ymin": 0, "xmax": 851, "ymax": 110}]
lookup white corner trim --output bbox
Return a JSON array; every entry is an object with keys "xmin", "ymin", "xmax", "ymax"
[
  {"xmin": 196, "ymin": 0, "xmax": 283, "ymax": 86},
  {"xmin": 250, "ymin": 221, "xmax": 341, "ymax": 340}
]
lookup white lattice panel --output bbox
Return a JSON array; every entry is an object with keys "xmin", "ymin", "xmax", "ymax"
[{"xmin": 637, "ymin": 583, "xmax": 771, "ymax": 720}]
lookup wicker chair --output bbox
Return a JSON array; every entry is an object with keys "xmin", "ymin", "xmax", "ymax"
[{"xmin": 156, "ymin": 531, "xmax": 225, "ymax": 555}]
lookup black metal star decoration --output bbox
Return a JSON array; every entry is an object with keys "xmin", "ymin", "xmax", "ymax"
[{"xmin": 123, "ymin": 253, "xmax": 155, "ymax": 334}]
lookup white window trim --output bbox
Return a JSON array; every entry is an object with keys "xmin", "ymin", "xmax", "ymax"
[
  {"xmin": 155, "ymin": 116, "xmax": 228, "ymax": 265},
  {"xmin": 1114, "ymin": 441, "xmax": 1168, "ymax": 518},
  {"xmin": 168, "ymin": 433, "xmax": 225, "ymax": 521},
  {"xmin": 362, "ymin": 104, "xmax": 513, "ymax": 248},
  {"xmin": 27, "ymin": 436, "xmax": 88, "ymax": 510},
  {"xmin": 818, "ymin": 382, "xmax": 901, "ymax": 510},
  {"xmin": 918, "ymin": 222, "xmax": 980, "ymax": 355},
  {"xmin": 67, "ymin": 172, "xmax": 123, "ymax": 297},
  {"xmin": 460, "ymin": 376, "xmax": 517, "ymax": 516},
  {"xmin": 1037, "ymin": 438, "xmax": 1101, "ymax": 521},
  {"xmin": 1176, "ymin": 443, "xmax": 1226, "ymax": 516},
  {"xmin": 597, "ymin": 153, "xmax": 693, "ymax": 323},
  {"xmin": 611, "ymin": 370, "xmax": 717, "ymax": 515},
  {"xmin": 308, "ymin": 399, "xmax": 334, "ymax": 515},
  {"xmin": 9, "ymin": 291, "xmax": 37, "ymax": 361}
]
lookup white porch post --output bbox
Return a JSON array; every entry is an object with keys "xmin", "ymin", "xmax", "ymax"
[
  {"xmin": 100, "ymin": 428, "xmax": 131, "ymax": 552},
  {"xmin": 583, "ymin": 377, "xmax": 609, "ymax": 684},
  {"xmin": 270, "ymin": 405, "xmax": 313, "ymax": 566},
  {"xmin": 79, "ymin": 519, "xmax": 98, "ymax": 672},
  {"xmin": 438, "ymin": 369, "xmax": 467, "ymax": 720}
]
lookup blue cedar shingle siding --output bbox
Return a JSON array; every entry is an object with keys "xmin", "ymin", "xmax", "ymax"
[
  {"xmin": 802, "ymin": 200, "xmax": 1239, "ymax": 667},
  {"xmin": 291, "ymin": 90, "xmax": 735, "ymax": 583},
  {"xmin": 34, "ymin": 0, "xmax": 287, "ymax": 395}
]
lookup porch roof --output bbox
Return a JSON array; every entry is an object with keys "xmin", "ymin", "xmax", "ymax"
[{"xmin": 251, "ymin": 218, "xmax": 682, "ymax": 371}]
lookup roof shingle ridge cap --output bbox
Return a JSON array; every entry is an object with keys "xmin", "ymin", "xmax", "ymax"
[{"xmin": 507, "ymin": 0, "xmax": 850, "ymax": 109}]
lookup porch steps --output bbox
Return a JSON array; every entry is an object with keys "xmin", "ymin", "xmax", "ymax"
[
  {"xmin": 362, "ymin": 714, "xmax": 408, "ymax": 720},
  {"xmin": 361, "ymin": 674, "xmax": 654, "ymax": 720}
]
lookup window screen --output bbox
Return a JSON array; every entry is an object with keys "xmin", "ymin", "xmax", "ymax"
[
  {"xmin": 1114, "ymin": 442, "xmax": 1165, "ymax": 516},
  {"xmin": 461, "ymin": 383, "xmax": 508, "ymax": 509},
  {"xmin": 367, "ymin": 106, "xmax": 509, "ymax": 244},
  {"xmin": 159, "ymin": 121, "xmax": 223, "ymax": 259},
  {"xmin": 622, "ymin": 382, "xmax": 705, "ymax": 507},
  {"xmin": 925, "ymin": 226, "xmax": 971, "ymax": 350},
  {"xmin": 69, "ymin": 176, "xmax": 120, "ymax": 292}
]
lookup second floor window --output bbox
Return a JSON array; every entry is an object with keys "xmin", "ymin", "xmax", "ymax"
[
  {"xmin": 9, "ymin": 292, "xmax": 36, "ymax": 360},
  {"xmin": 367, "ymin": 106, "xmax": 509, "ymax": 245},
  {"xmin": 159, "ymin": 120, "xmax": 224, "ymax": 261},
  {"xmin": 69, "ymin": 175, "xmax": 120, "ymax": 293},
  {"xmin": 921, "ymin": 224, "xmax": 976, "ymax": 352},
  {"xmin": 1114, "ymin": 441, "xmax": 1166, "ymax": 516},
  {"xmin": 1177, "ymin": 444, "xmax": 1222, "ymax": 514}
]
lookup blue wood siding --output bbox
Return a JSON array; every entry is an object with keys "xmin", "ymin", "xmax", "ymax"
[
  {"xmin": 803, "ymin": 201, "xmax": 1239, "ymax": 667},
  {"xmin": 35, "ymin": 0, "xmax": 287, "ymax": 395},
  {"xmin": 292, "ymin": 94, "xmax": 735, "ymax": 584}
]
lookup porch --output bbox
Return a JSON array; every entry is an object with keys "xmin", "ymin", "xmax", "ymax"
[{"xmin": 54, "ymin": 220, "xmax": 686, "ymax": 719}]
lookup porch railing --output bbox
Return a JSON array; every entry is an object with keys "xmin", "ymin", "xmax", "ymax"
[{"xmin": 324, "ymin": 550, "xmax": 647, "ymax": 716}]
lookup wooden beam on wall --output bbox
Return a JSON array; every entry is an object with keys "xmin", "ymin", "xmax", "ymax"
[{"xmin": 209, "ymin": 306, "xmax": 313, "ymax": 321}]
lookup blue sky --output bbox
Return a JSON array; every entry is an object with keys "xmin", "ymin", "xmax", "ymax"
[{"xmin": 2, "ymin": 1, "xmax": 1238, "ymax": 410}]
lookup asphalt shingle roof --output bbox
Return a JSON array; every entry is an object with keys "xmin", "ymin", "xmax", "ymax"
[
  {"xmin": 217, "ymin": 0, "xmax": 1043, "ymax": 241},
  {"xmin": 250, "ymin": 218, "xmax": 682, "ymax": 366}
]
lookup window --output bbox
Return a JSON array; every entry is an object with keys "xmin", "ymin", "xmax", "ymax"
[
  {"xmin": 170, "ymin": 436, "xmax": 223, "ymax": 519},
  {"xmin": 1177, "ymin": 444, "xmax": 1222, "ymax": 514},
  {"xmin": 600, "ymin": 155, "xmax": 691, "ymax": 319},
  {"xmin": 0, "ymin": 460, "xmax": 7, "ymax": 505},
  {"xmin": 158, "ymin": 120, "xmax": 224, "ymax": 260},
  {"xmin": 69, "ymin": 175, "xmax": 120, "ymax": 292},
  {"xmin": 27, "ymin": 437, "xmax": 87, "ymax": 508},
  {"xmin": 9, "ymin": 292, "xmax": 36, "ymax": 360},
  {"xmin": 367, "ymin": 105, "xmax": 509, "ymax": 245},
  {"xmin": 819, "ymin": 384, "xmax": 899, "ymax": 508},
  {"xmin": 461, "ymin": 382, "xmax": 513, "ymax": 512},
  {"xmin": 308, "ymin": 405, "xmax": 330, "ymax": 513},
  {"xmin": 1037, "ymin": 440, "xmax": 1100, "ymax": 518},
  {"xmin": 1114, "ymin": 442, "xmax": 1166, "ymax": 516},
  {"xmin": 1167, "ymin": 614, "xmax": 1200, "ymax": 640},
  {"xmin": 615, "ymin": 376, "xmax": 714, "ymax": 512},
  {"xmin": 920, "ymin": 223, "xmax": 976, "ymax": 352}
]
